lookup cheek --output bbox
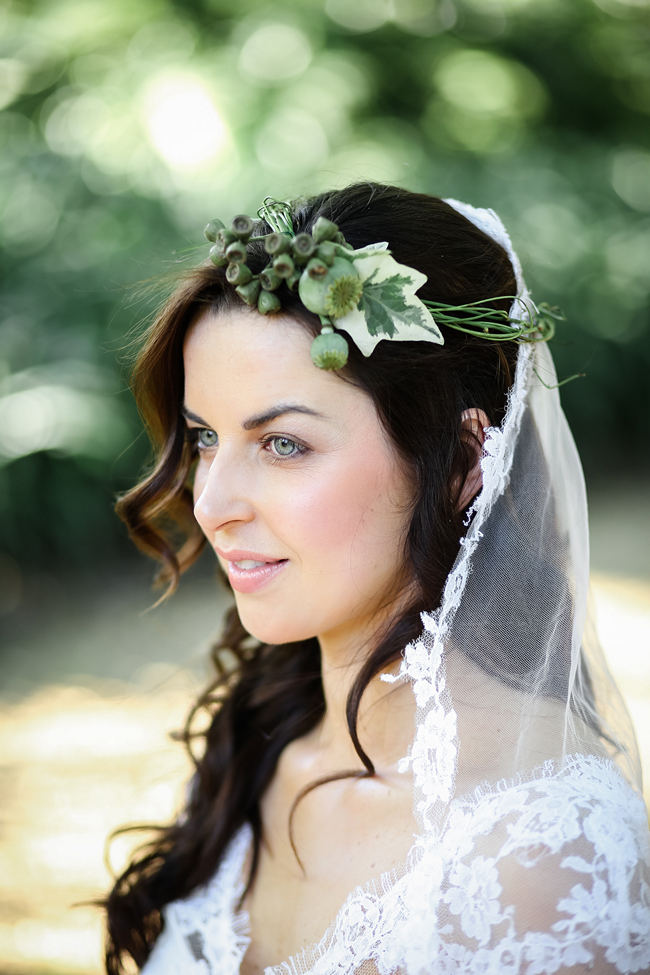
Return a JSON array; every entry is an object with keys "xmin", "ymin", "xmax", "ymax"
[{"xmin": 285, "ymin": 452, "xmax": 408, "ymax": 567}]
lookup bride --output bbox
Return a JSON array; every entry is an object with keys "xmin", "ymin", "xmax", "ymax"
[{"xmin": 104, "ymin": 183, "xmax": 650, "ymax": 974}]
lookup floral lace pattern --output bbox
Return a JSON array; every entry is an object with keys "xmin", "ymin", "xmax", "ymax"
[
  {"xmin": 142, "ymin": 756, "xmax": 650, "ymax": 975},
  {"xmin": 161, "ymin": 826, "xmax": 251, "ymax": 973}
]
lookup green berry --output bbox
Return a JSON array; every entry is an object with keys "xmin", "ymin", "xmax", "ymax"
[
  {"xmin": 258, "ymin": 290, "xmax": 281, "ymax": 314},
  {"xmin": 306, "ymin": 258, "xmax": 329, "ymax": 279},
  {"xmin": 231, "ymin": 214, "xmax": 254, "ymax": 240},
  {"xmin": 286, "ymin": 270, "xmax": 301, "ymax": 291},
  {"xmin": 209, "ymin": 245, "xmax": 228, "ymax": 267},
  {"xmin": 216, "ymin": 228, "xmax": 236, "ymax": 249},
  {"xmin": 298, "ymin": 256, "xmax": 360, "ymax": 317},
  {"xmin": 317, "ymin": 240, "xmax": 337, "ymax": 265},
  {"xmin": 226, "ymin": 240, "xmax": 247, "ymax": 263},
  {"xmin": 264, "ymin": 233, "xmax": 290, "ymax": 256},
  {"xmin": 204, "ymin": 218, "xmax": 226, "ymax": 242},
  {"xmin": 274, "ymin": 253, "xmax": 295, "ymax": 278},
  {"xmin": 310, "ymin": 328, "xmax": 349, "ymax": 369},
  {"xmin": 260, "ymin": 266, "xmax": 281, "ymax": 291},
  {"xmin": 291, "ymin": 233, "xmax": 316, "ymax": 264},
  {"xmin": 236, "ymin": 279, "xmax": 261, "ymax": 305},
  {"xmin": 226, "ymin": 262, "xmax": 252, "ymax": 285},
  {"xmin": 311, "ymin": 216, "xmax": 339, "ymax": 244}
]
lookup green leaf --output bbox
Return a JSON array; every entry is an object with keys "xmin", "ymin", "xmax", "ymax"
[{"xmin": 359, "ymin": 269, "xmax": 437, "ymax": 337}]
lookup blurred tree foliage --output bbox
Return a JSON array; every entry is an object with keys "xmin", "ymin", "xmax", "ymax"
[{"xmin": 1, "ymin": 0, "xmax": 649, "ymax": 572}]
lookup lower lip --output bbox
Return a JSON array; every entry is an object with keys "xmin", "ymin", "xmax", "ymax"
[{"xmin": 225, "ymin": 559, "xmax": 288, "ymax": 594}]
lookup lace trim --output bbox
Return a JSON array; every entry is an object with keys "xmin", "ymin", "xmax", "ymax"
[
  {"xmin": 166, "ymin": 825, "xmax": 251, "ymax": 973},
  {"xmin": 383, "ymin": 342, "xmax": 534, "ymax": 829},
  {"xmin": 161, "ymin": 756, "xmax": 649, "ymax": 975}
]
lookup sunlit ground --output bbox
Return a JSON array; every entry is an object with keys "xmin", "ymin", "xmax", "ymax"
[{"xmin": 1, "ymin": 569, "xmax": 648, "ymax": 974}]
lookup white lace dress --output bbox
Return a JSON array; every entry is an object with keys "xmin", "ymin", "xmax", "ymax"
[{"xmin": 141, "ymin": 752, "xmax": 650, "ymax": 975}]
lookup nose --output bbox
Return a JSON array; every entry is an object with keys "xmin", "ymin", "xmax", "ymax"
[{"xmin": 193, "ymin": 448, "xmax": 255, "ymax": 539}]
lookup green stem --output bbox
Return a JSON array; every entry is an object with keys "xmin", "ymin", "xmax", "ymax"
[{"xmin": 533, "ymin": 368, "xmax": 585, "ymax": 389}]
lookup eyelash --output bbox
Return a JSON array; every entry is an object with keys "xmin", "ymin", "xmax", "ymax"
[
  {"xmin": 185, "ymin": 428, "xmax": 217, "ymax": 452},
  {"xmin": 185, "ymin": 428, "xmax": 308, "ymax": 461},
  {"xmin": 260, "ymin": 434, "xmax": 308, "ymax": 461}
]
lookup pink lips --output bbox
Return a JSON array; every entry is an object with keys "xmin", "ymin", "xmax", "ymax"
[{"xmin": 215, "ymin": 548, "xmax": 288, "ymax": 594}]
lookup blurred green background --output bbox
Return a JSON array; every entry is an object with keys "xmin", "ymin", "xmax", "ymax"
[
  {"xmin": 1, "ymin": 0, "xmax": 650, "ymax": 971},
  {"xmin": 2, "ymin": 0, "xmax": 650, "ymax": 583}
]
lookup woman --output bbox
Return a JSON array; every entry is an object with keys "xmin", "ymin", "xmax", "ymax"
[{"xmin": 105, "ymin": 183, "xmax": 650, "ymax": 974}]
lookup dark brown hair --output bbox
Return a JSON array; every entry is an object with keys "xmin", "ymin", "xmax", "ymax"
[{"xmin": 104, "ymin": 182, "xmax": 519, "ymax": 973}]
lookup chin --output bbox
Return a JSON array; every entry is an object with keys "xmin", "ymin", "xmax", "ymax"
[{"xmin": 236, "ymin": 604, "xmax": 318, "ymax": 646}]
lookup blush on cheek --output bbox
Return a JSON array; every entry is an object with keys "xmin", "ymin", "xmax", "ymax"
[{"xmin": 289, "ymin": 449, "xmax": 401, "ymax": 564}]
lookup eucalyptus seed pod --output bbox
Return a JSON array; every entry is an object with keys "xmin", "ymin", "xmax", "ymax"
[
  {"xmin": 273, "ymin": 253, "xmax": 295, "ymax": 278},
  {"xmin": 258, "ymin": 290, "xmax": 281, "ymax": 314},
  {"xmin": 260, "ymin": 266, "xmax": 281, "ymax": 291},
  {"xmin": 310, "ymin": 326, "xmax": 349, "ymax": 370},
  {"xmin": 264, "ymin": 233, "xmax": 290, "ymax": 256},
  {"xmin": 291, "ymin": 233, "xmax": 316, "ymax": 264},
  {"xmin": 204, "ymin": 218, "xmax": 226, "ymax": 242},
  {"xmin": 311, "ymin": 216, "xmax": 339, "ymax": 244},
  {"xmin": 216, "ymin": 228, "xmax": 237, "ymax": 249},
  {"xmin": 236, "ymin": 279, "xmax": 261, "ymax": 306},
  {"xmin": 226, "ymin": 262, "xmax": 252, "ymax": 285},
  {"xmin": 286, "ymin": 271, "xmax": 301, "ymax": 291},
  {"xmin": 231, "ymin": 214, "xmax": 255, "ymax": 240},
  {"xmin": 334, "ymin": 231, "xmax": 347, "ymax": 245},
  {"xmin": 316, "ymin": 240, "xmax": 337, "ymax": 266},
  {"xmin": 209, "ymin": 245, "xmax": 229, "ymax": 267},
  {"xmin": 306, "ymin": 258, "xmax": 328, "ymax": 279},
  {"xmin": 226, "ymin": 240, "xmax": 247, "ymax": 264}
]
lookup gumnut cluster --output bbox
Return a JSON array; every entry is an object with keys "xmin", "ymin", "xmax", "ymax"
[{"xmin": 204, "ymin": 214, "xmax": 358, "ymax": 369}]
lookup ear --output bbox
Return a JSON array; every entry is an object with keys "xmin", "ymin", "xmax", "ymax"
[{"xmin": 454, "ymin": 408, "xmax": 491, "ymax": 512}]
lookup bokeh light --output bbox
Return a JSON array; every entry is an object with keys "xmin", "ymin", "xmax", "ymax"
[
  {"xmin": 141, "ymin": 73, "xmax": 229, "ymax": 170},
  {"xmin": 611, "ymin": 148, "xmax": 650, "ymax": 211},
  {"xmin": 238, "ymin": 21, "xmax": 313, "ymax": 83},
  {"xmin": 428, "ymin": 49, "xmax": 547, "ymax": 152}
]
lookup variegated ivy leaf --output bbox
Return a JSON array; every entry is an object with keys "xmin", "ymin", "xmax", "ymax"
[{"xmin": 334, "ymin": 249, "xmax": 443, "ymax": 356}]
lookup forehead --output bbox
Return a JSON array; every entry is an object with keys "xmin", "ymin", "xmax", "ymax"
[{"xmin": 183, "ymin": 306, "xmax": 364, "ymax": 420}]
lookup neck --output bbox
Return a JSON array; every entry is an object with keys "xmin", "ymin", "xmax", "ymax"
[{"xmin": 309, "ymin": 614, "xmax": 415, "ymax": 773}]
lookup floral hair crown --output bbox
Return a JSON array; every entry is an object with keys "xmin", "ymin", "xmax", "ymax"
[{"xmin": 204, "ymin": 198, "xmax": 561, "ymax": 370}]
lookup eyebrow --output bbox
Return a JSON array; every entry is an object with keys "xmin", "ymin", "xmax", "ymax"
[{"xmin": 181, "ymin": 403, "xmax": 327, "ymax": 430}]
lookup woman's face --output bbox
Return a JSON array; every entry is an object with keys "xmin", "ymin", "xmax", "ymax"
[{"xmin": 183, "ymin": 307, "xmax": 415, "ymax": 652}]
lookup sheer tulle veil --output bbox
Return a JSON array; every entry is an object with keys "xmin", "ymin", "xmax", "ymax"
[{"xmin": 388, "ymin": 198, "xmax": 643, "ymax": 807}]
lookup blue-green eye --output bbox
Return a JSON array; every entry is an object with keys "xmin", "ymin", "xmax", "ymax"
[
  {"xmin": 196, "ymin": 428, "xmax": 218, "ymax": 449},
  {"xmin": 267, "ymin": 436, "xmax": 304, "ymax": 458}
]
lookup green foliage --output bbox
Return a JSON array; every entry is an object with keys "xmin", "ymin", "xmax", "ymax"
[
  {"xmin": 1, "ymin": 0, "xmax": 649, "ymax": 569},
  {"xmin": 360, "ymin": 271, "xmax": 426, "ymax": 336}
]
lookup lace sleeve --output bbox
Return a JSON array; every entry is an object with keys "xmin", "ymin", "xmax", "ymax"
[{"xmin": 400, "ymin": 758, "xmax": 650, "ymax": 975}]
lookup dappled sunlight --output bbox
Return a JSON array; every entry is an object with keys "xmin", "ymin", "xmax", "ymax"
[
  {"xmin": 255, "ymin": 106, "xmax": 329, "ymax": 175},
  {"xmin": 1, "ymin": 576, "xmax": 648, "ymax": 974},
  {"xmin": 0, "ymin": 672, "xmax": 198, "ymax": 974},
  {"xmin": 427, "ymin": 49, "xmax": 548, "ymax": 153},
  {"xmin": 141, "ymin": 74, "xmax": 229, "ymax": 170},
  {"xmin": 0, "ymin": 362, "xmax": 131, "ymax": 465},
  {"xmin": 237, "ymin": 21, "xmax": 313, "ymax": 84}
]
